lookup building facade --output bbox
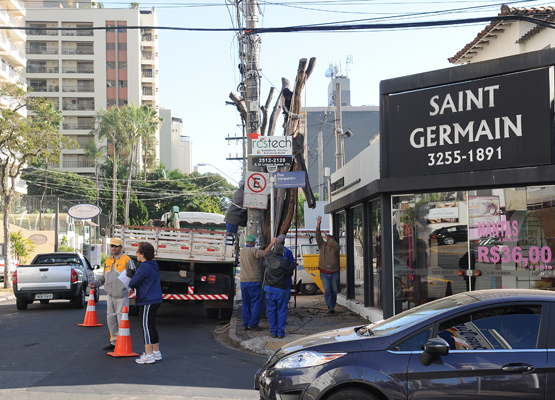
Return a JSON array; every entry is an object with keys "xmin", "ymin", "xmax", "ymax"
[
  {"xmin": 325, "ymin": 47, "xmax": 555, "ymax": 323},
  {"xmin": 159, "ymin": 108, "xmax": 193, "ymax": 174},
  {"xmin": 0, "ymin": 0, "xmax": 26, "ymax": 89},
  {"xmin": 24, "ymin": 7, "xmax": 159, "ymax": 176}
]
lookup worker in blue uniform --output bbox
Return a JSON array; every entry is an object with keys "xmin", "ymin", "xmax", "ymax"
[
  {"xmin": 263, "ymin": 244, "xmax": 294, "ymax": 339},
  {"xmin": 275, "ymin": 234, "xmax": 296, "ymax": 300}
]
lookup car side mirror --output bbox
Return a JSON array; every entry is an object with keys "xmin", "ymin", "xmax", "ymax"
[{"xmin": 420, "ymin": 337, "xmax": 449, "ymax": 367}]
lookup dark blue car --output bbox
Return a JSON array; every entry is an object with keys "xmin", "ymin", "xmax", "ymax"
[{"xmin": 256, "ymin": 289, "xmax": 554, "ymax": 400}]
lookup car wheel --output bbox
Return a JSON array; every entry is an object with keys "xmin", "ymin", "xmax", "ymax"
[
  {"xmin": 301, "ymin": 283, "xmax": 318, "ymax": 295},
  {"xmin": 394, "ymin": 277, "xmax": 404, "ymax": 299},
  {"xmin": 129, "ymin": 304, "xmax": 140, "ymax": 316},
  {"xmin": 74, "ymin": 286, "xmax": 86, "ymax": 309},
  {"xmin": 40, "ymin": 299, "xmax": 50, "ymax": 305},
  {"xmin": 326, "ymin": 388, "xmax": 379, "ymax": 400},
  {"xmin": 220, "ymin": 307, "xmax": 233, "ymax": 320},
  {"xmin": 443, "ymin": 237, "xmax": 455, "ymax": 245},
  {"xmin": 16, "ymin": 298, "xmax": 28, "ymax": 310},
  {"xmin": 205, "ymin": 308, "xmax": 219, "ymax": 319}
]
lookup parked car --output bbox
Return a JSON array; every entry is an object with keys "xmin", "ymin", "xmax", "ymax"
[
  {"xmin": 430, "ymin": 225, "xmax": 468, "ymax": 245},
  {"xmin": 0, "ymin": 255, "xmax": 19, "ymax": 282},
  {"xmin": 13, "ymin": 252, "xmax": 100, "ymax": 310},
  {"xmin": 256, "ymin": 289, "xmax": 552, "ymax": 400}
]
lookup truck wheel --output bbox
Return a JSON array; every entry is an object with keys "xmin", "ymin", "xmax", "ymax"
[
  {"xmin": 220, "ymin": 308, "xmax": 233, "ymax": 320},
  {"xmin": 40, "ymin": 299, "xmax": 50, "ymax": 305},
  {"xmin": 16, "ymin": 298, "xmax": 28, "ymax": 310},
  {"xmin": 205, "ymin": 308, "xmax": 219, "ymax": 319},
  {"xmin": 129, "ymin": 304, "xmax": 140, "ymax": 316},
  {"xmin": 74, "ymin": 287, "xmax": 86, "ymax": 309},
  {"xmin": 301, "ymin": 283, "xmax": 318, "ymax": 295}
]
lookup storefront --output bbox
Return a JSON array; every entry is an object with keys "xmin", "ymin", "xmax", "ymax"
[{"xmin": 326, "ymin": 48, "xmax": 555, "ymax": 320}]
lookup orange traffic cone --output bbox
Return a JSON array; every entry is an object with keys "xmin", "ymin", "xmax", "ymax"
[
  {"xmin": 108, "ymin": 306, "xmax": 139, "ymax": 357},
  {"xmin": 78, "ymin": 288, "xmax": 103, "ymax": 327}
]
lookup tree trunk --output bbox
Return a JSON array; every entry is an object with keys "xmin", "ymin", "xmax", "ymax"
[
  {"xmin": 124, "ymin": 140, "xmax": 136, "ymax": 226},
  {"xmin": 229, "ymin": 92, "xmax": 247, "ymax": 123},
  {"xmin": 260, "ymin": 87, "xmax": 275, "ymax": 136},
  {"xmin": 267, "ymin": 78, "xmax": 289, "ymax": 137},
  {"xmin": 111, "ymin": 132, "xmax": 117, "ymax": 230},
  {"xmin": 2, "ymin": 191, "xmax": 12, "ymax": 288}
]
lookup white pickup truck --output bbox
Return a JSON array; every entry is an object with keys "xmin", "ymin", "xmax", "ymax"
[{"xmin": 13, "ymin": 252, "xmax": 101, "ymax": 310}]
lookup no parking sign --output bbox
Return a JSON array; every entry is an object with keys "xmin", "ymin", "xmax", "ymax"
[{"xmin": 244, "ymin": 171, "xmax": 269, "ymax": 209}]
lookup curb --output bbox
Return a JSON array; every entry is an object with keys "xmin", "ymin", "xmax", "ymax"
[
  {"xmin": 0, "ymin": 294, "xmax": 15, "ymax": 302},
  {"xmin": 228, "ymin": 303, "xmax": 242, "ymax": 348}
]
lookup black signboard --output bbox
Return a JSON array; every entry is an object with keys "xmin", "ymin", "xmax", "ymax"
[
  {"xmin": 251, "ymin": 156, "xmax": 293, "ymax": 167},
  {"xmin": 386, "ymin": 68, "xmax": 553, "ymax": 178}
]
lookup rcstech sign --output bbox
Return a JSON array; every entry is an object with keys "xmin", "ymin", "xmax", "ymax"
[
  {"xmin": 252, "ymin": 136, "xmax": 293, "ymax": 156},
  {"xmin": 386, "ymin": 68, "xmax": 553, "ymax": 178}
]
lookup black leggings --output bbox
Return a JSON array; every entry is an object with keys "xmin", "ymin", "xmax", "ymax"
[{"xmin": 140, "ymin": 303, "xmax": 161, "ymax": 345}]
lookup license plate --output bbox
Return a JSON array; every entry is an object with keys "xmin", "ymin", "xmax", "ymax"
[{"xmin": 35, "ymin": 293, "xmax": 53, "ymax": 300}]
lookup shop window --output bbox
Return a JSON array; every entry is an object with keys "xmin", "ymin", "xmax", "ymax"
[
  {"xmin": 352, "ymin": 205, "xmax": 364, "ymax": 304},
  {"xmin": 370, "ymin": 199, "xmax": 382, "ymax": 308}
]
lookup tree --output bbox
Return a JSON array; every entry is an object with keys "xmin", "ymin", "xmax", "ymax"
[
  {"xmin": 91, "ymin": 106, "xmax": 125, "ymax": 231},
  {"xmin": 130, "ymin": 2, "xmax": 139, "ymax": 9},
  {"xmin": 0, "ymin": 84, "xmax": 74, "ymax": 287},
  {"xmin": 84, "ymin": 139, "xmax": 104, "ymax": 209},
  {"xmin": 21, "ymin": 168, "xmax": 97, "ymax": 200},
  {"xmin": 10, "ymin": 231, "xmax": 36, "ymax": 264},
  {"xmin": 120, "ymin": 104, "xmax": 162, "ymax": 226}
]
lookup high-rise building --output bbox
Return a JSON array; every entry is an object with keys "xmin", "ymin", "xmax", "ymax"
[
  {"xmin": 24, "ymin": 6, "xmax": 159, "ymax": 176},
  {"xmin": 0, "ymin": 0, "xmax": 27, "ymax": 91},
  {"xmin": 159, "ymin": 108, "xmax": 193, "ymax": 174}
]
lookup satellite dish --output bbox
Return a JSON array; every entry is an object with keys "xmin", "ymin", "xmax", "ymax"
[{"xmin": 324, "ymin": 67, "xmax": 333, "ymax": 78}]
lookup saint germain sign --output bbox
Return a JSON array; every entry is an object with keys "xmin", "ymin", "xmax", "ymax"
[{"xmin": 386, "ymin": 68, "xmax": 553, "ymax": 178}]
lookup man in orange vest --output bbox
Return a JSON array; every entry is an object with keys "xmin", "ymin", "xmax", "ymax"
[{"xmin": 89, "ymin": 238, "xmax": 136, "ymax": 351}]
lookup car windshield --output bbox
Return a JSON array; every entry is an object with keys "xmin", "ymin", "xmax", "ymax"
[{"xmin": 367, "ymin": 294, "xmax": 478, "ymax": 336}]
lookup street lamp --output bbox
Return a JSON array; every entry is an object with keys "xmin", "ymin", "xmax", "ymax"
[{"xmin": 196, "ymin": 163, "xmax": 239, "ymax": 185}]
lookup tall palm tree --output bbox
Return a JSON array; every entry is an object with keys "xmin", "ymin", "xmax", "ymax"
[
  {"xmin": 121, "ymin": 103, "xmax": 162, "ymax": 226},
  {"xmin": 91, "ymin": 106, "xmax": 124, "ymax": 230}
]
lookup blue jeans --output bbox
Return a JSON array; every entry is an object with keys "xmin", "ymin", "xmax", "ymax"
[
  {"xmin": 265, "ymin": 291, "xmax": 288, "ymax": 336},
  {"xmin": 241, "ymin": 282, "xmax": 263, "ymax": 328},
  {"xmin": 320, "ymin": 270, "xmax": 339, "ymax": 311}
]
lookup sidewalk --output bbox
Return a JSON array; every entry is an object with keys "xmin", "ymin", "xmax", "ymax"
[
  {"xmin": 0, "ymin": 288, "xmax": 14, "ymax": 302},
  {"xmin": 226, "ymin": 293, "xmax": 369, "ymax": 357}
]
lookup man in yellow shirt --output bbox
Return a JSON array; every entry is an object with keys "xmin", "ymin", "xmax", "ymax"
[{"xmin": 89, "ymin": 238, "xmax": 136, "ymax": 350}]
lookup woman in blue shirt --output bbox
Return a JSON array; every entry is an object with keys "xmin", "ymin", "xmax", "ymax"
[{"xmin": 129, "ymin": 242, "xmax": 163, "ymax": 364}]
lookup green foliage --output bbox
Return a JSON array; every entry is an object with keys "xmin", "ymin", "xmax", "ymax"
[
  {"xmin": 21, "ymin": 169, "xmax": 97, "ymax": 200},
  {"xmin": 101, "ymin": 252, "xmax": 109, "ymax": 265},
  {"xmin": 99, "ymin": 181, "xmax": 149, "ymax": 225},
  {"xmin": 10, "ymin": 231, "xmax": 36, "ymax": 263},
  {"xmin": 58, "ymin": 236, "xmax": 75, "ymax": 252}
]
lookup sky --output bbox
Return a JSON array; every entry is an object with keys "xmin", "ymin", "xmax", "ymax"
[{"xmin": 112, "ymin": 0, "xmax": 552, "ymax": 185}]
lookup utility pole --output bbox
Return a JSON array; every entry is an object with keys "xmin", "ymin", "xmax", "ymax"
[
  {"xmin": 244, "ymin": 0, "xmax": 264, "ymax": 243},
  {"xmin": 334, "ymin": 82, "xmax": 344, "ymax": 170}
]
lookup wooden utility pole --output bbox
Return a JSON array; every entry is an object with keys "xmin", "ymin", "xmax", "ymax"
[{"xmin": 244, "ymin": 0, "xmax": 264, "ymax": 243}]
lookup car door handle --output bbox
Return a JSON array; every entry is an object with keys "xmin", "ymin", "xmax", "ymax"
[{"xmin": 501, "ymin": 363, "xmax": 535, "ymax": 373}]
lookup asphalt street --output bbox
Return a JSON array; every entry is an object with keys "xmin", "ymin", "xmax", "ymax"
[{"xmin": 0, "ymin": 292, "xmax": 265, "ymax": 400}]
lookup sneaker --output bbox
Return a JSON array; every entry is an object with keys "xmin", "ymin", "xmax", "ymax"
[
  {"xmin": 270, "ymin": 334, "xmax": 277, "ymax": 338},
  {"xmin": 248, "ymin": 326, "xmax": 263, "ymax": 331},
  {"xmin": 135, "ymin": 352, "xmax": 155, "ymax": 364},
  {"xmin": 103, "ymin": 343, "xmax": 115, "ymax": 351},
  {"xmin": 153, "ymin": 351, "xmax": 162, "ymax": 361},
  {"xmin": 327, "ymin": 310, "xmax": 335, "ymax": 315},
  {"xmin": 277, "ymin": 335, "xmax": 284, "ymax": 339}
]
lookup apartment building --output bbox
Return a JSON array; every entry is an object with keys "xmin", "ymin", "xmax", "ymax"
[
  {"xmin": 159, "ymin": 108, "xmax": 193, "ymax": 174},
  {"xmin": 24, "ymin": 7, "xmax": 160, "ymax": 176},
  {"xmin": 0, "ymin": 0, "xmax": 26, "ymax": 91}
]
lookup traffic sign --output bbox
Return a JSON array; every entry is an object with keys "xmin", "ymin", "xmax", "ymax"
[
  {"xmin": 245, "ymin": 171, "xmax": 269, "ymax": 195},
  {"xmin": 251, "ymin": 156, "xmax": 293, "ymax": 167},
  {"xmin": 275, "ymin": 171, "xmax": 306, "ymax": 188}
]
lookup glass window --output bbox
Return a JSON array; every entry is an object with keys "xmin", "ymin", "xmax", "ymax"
[
  {"xmin": 118, "ymin": 43, "xmax": 127, "ymax": 51},
  {"xmin": 118, "ymin": 62, "xmax": 127, "ymax": 69},
  {"xmin": 106, "ymin": 43, "xmax": 115, "ymax": 51},
  {"xmin": 371, "ymin": 199, "xmax": 382, "ymax": 308},
  {"xmin": 438, "ymin": 305, "xmax": 542, "ymax": 350},
  {"xmin": 353, "ymin": 205, "xmax": 364, "ymax": 303},
  {"xmin": 393, "ymin": 328, "xmax": 432, "ymax": 351},
  {"xmin": 392, "ymin": 192, "xmax": 467, "ymax": 314},
  {"xmin": 106, "ymin": 80, "xmax": 116, "ymax": 87},
  {"xmin": 118, "ymin": 80, "xmax": 127, "ymax": 88},
  {"xmin": 337, "ymin": 211, "xmax": 347, "ymax": 296},
  {"xmin": 107, "ymin": 99, "xmax": 116, "ymax": 107},
  {"xmin": 106, "ymin": 62, "xmax": 115, "ymax": 69}
]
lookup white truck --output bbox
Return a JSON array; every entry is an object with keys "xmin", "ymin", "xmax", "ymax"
[{"xmin": 114, "ymin": 208, "xmax": 237, "ymax": 319}]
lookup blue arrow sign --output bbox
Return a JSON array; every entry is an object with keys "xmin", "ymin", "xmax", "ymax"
[{"xmin": 275, "ymin": 171, "xmax": 306, "ymax": 188}]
